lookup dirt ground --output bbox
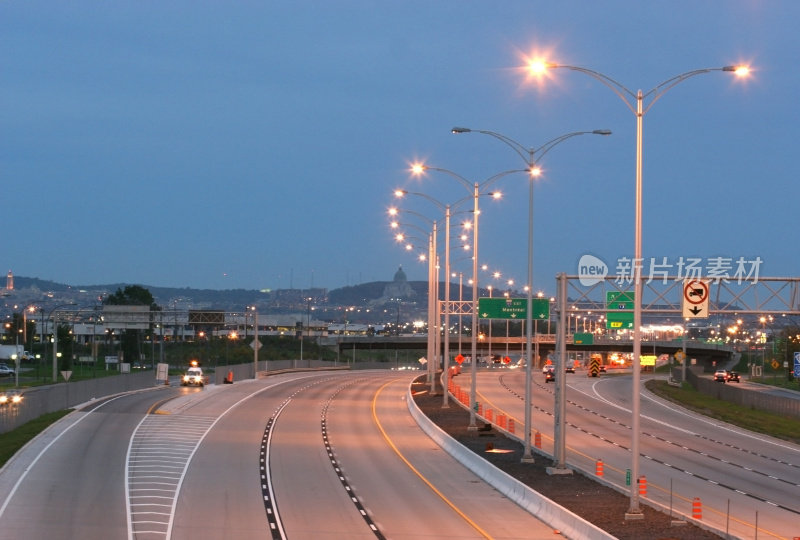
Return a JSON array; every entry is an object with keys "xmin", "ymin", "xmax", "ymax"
[{"xmin": 412, "ymin": 378, "xmax": 722, "ymax": 540}]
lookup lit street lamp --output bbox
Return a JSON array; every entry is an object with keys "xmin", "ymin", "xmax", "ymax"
[
  {"xmin": 452, "ymin": 127, "xmax": 610, "ymax": 461},
  {"xmin": 393, "ymin": 189, "xmax": 473, "ymax": 402},
  {"xmin": 529, "ymin": 59, "xmax": 749, "ymax": 516},
  {"xmin": 412, "ymin": 164, "xmax": 525, "ymax": 428},
  {"xmin": 248, "ymin": 306, "xmax": 259, "ymax": 377},
  {"xmin": 389, "ymin": 206, "xmax": 440, "ymax": 390}
]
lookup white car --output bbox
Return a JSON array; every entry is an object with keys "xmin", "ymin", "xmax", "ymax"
[
  {"xmin": 0, "ymin": 364, "xmax": 15, "ymax": 377},
  {"xmin": 181, "ymin": 367, "xmax": 205, "ymax": 387}
]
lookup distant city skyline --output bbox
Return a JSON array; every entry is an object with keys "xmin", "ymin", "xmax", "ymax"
[{"xmin": 3, "ymin": 3, "xmax": 798, "ymax": 295}]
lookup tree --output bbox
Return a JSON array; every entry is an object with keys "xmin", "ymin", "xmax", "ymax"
[
  {"xmin": 57, "ymin": 323, "xmax": 74, "ymax": 371},
  {"xmin": 105, "ymin": 285, "xmax": 158, "ymax": 309}
]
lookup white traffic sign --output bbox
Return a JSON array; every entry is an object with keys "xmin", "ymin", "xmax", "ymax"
[
  {"xmin": 682, "ymin": 279, "xmax": 710, "ymax": 318},
  {"xmin": 250, "ymin": 338, "xmax": 262, "ymax": 351}
]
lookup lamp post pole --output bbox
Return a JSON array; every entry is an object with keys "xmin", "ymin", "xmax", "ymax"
[
  {"xmin": 533, "ymin": 60, "xmax": 749, "ymax": 516},
  {"xmin": 393, "ymin": 192, "xmax": 471, "ymax": 398},
  {"xmin": 49, "ymin": 302, "xmax": 76, "ymax": 382},
  {"xmin": 413, "ymin": 164, "xmax": 524, "ymax": 428},
  {"xmin": 452, "ymin": 127, "xmax": 610, "ymax": 461}
]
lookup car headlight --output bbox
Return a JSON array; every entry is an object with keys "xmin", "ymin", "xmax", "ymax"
[
  {"xmin": 0, "ymin": 395, "xmax": 7, "ymax": 405},
  {"xmin": 183, "ymin": 375, "xmax": 190, "ymax": 381}
]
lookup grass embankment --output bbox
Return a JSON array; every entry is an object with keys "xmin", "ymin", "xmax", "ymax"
[
  {"xmin": 646, "ymin": 379, "xmax": 800, "ymax": 444},
  {"xmin": 0, "ymin": 409, "xmax": 73, "ymax": 468}
]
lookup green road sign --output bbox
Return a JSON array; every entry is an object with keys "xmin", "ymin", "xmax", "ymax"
[
  {"xmin": 606, "ymin": 291, "xmax": 634, "ymax": 329},
  {"xmin": 478, "ymin": 297, "xmax": 549, "ymax": 320},
  {"xmin": 573, "ymin": 332, "xmax": 594, "ymax": 345}
]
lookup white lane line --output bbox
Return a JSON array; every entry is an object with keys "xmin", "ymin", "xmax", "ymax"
[
  {"xmin": 127, "ymin": 376, "xmax": 314, "ymax": 540},
  {"xmin": 0, "ymin": 394, "xmax": 128, "ymax": 520}
]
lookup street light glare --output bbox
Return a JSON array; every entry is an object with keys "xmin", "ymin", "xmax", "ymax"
[
  {"xmin": 529, "ymin": 166, "xmax": 542, "ymax": 177},
  {"xmin": 410, "ymin": 163, "xmax": 425, "ymax": 175},
  {"xmin": 527, "ymin": 59, "xmax": 548, "ymax": 75}
]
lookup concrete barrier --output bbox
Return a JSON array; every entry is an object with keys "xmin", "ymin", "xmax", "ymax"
[
  {"xmin": 406, "ymin": 384, "xmax": 615, "ymax": 540},
  {"xmin": 0, "ymin": 371, "xmax": 158, "ymax": 434}
]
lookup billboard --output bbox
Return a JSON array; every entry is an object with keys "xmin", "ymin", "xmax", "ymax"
[{"xmin": 102, "ymin": 305, "xmax": 152, "ymax": 330}]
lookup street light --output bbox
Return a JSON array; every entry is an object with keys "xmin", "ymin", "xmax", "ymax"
[
  {"xmin": 529, "ymin": 59, "xmax": 749, "ymax": 516},
  {"xmin": 412, "ymin": 164, "xmax": 525, "ymax": 428},
  {"xmin": 248, "ymin": 306, "xmax": 259, "ymax": 377},
  {"xmin": 452, "ymin": 127, "xmax": 611, "ymax": 461},
  {"xmin": 389, "ymin": 206, "xmax": 440, "ymax": 390},
  {"xmin": 394, "ymin": 190, "xmax": 474, "ymax": 403},
  {"xmin": 49, "ymin": 302, "xmax": 77, "ymax": 382}
]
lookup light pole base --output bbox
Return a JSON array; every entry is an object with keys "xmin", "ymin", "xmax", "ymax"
[
  {"xmin": 624, "ymin": 511, "xmax": 645, "ymax": 521},
  {"xmin": 521, "ymin": 456, "xmax": 535, "ymax": 464},
  {"xmin": 546, "ymin": 466, "xmax": 573, "ymax": 476}
]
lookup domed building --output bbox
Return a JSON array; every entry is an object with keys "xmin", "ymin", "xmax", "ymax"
[{"xmin": 381, "ymin": 266, "xmax": 415, "ymax": 301}]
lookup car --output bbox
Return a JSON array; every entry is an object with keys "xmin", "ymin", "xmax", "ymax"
[
  {"xmin": 598, "ymin": 365, "xmax": 607, "ymax": 373},
  {"xmin": 713, "ymin": 369, "xmax": 728, "ymax": 382},
  {"xmin": 542, "ymin": 364, "xmax": 554, "ymax": 374},
  {"xmin": 726, "ymin": 371, "xmax": 740, "ymax": 383},
  {"xmin": 0, "ymin": 391, "xmax": 22, "ymax": 405},
  {"xmin": 181, "ymin": 367, "xmax": 205, "ymax": 387},
  {"xmin": 545, "ymin": 369, "xmax": 555, "ymax": 383},
  {"xmin": 565, "ymin": 365, "xmax": 575, "ymax": 374},
  {"xmin": 0, "ymin": 364, "xmax": 15, "ymax": 377}
]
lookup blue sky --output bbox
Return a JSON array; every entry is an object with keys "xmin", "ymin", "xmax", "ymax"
[{"xmin": 1, "ymin": 2, "xmax": 796, "ymax": 296}]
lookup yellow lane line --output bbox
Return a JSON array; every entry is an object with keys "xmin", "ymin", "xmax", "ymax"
[{"xmin": 372, "ymin": 379, "xmax": 493, "ymax": 540}]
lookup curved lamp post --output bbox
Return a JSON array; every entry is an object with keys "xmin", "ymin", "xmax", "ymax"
[
  {"xmin": 529, "ymin": 60, "xmax": 749, "ymax": 516},
  {"xmin": 394, "ymin": 190, "xmax": 473, "ymax": 405},
  {"xmin": 412, "ymin": 164, "xmax": 525, "ymax": 428},
  {"xmin": 389, "ymin": 206, "xmax": 440, "ymax": 389},
  {"xmin": 452, "ymin": 127, "xmax": 611, "ymax": 462}
]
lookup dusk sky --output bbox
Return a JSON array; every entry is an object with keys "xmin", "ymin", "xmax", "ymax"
[{"xmin": 2, "ymin": 2, "xmax": 797, "ymax": 296}]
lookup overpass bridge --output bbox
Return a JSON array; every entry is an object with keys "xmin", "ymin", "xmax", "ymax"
[{"xmin": 320, "ymin": 335, "xmax": 734, "ymax": 368}]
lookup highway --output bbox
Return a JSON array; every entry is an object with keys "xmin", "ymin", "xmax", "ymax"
[
  {"xmin": 0, "ymin": 371, "xmax": 560, "ymax": 540},
  {"xmin": 470, "ymin": 367, "xmax": 800, "ymax": 540}
]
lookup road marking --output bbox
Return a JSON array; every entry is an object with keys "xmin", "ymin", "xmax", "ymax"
[
  {"xmin": 372, "ymin": 379, "xmax": 493, "ymax": 540},
  {"xmin": 320, "ymin": 379, "xmax": 386, "ymax": 539},
  {"xmin": 125, "ymin": 377, "xmax": 307, "ymax": 540},
  {"xmin": 126, "ymin": 414, "xmax": 216, "ymax": 538},
  {"xmin": 0, "ymin": 394, "xmax": 127, "ymax": 520}
]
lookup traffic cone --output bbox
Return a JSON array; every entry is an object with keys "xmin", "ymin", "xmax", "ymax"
[
  {"xmin": 596, "ymin": 459, "xmax": 604, "ymax": 477},
  {"xmin": 692, "ymin": 497, "xmax": 702, "ymax": 520}
]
